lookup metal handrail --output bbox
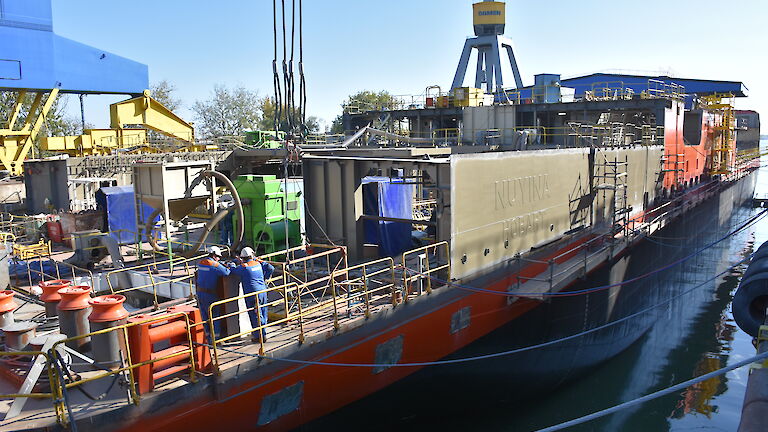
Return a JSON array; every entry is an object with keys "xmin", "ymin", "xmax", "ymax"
[
  {"xmin": 49, "ymin": 312, "xmax": 197, "ymax": 425},
  {"xmin": 208, "ymin": 282, "xmax": 298, "ymax": 369},
  {"xmin": 402, "ymin": 241, "xmax": 450, "ymax": 299},
  {"xmin": 0, "ymin": 313, "xmax": 197, "ymax": 426},
  {"xmin": 105, "ymin": 254, "xmax": 205, "ymax": 304}
]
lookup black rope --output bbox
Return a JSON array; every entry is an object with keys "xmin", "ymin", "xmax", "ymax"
[
  {"xmin": 271, "ymin": 0, "xmax": 307, "ymax": 140},
  {"xmin": 287, "ymin": 0, "xmax": 296, "ymax": 134},
  {"xmin": 280, "ymin": 0, "xmax": 290, "ymax": 137},
  {"xmin": 298, "ymin": 0, "xmax": 307, "ymax": 135},
  {"xmin": 272, "ymin": 0, "xmax": 282, "ymax": 136},
  {"xmin": 51, "ymin": 348, "xmax": 120, "ymax": 402}
]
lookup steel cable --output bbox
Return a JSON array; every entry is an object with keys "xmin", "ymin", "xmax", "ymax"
[{"xmin": 536, "ymin": 350, "xmax": 768, "ymax": 431}]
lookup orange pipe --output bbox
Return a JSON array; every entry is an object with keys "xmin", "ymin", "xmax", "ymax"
[{"xmin": 148, "ymin": 320, "xmax": 188, "ymax": 342}]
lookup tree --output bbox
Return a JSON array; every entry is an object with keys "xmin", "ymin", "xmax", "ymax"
[
  {"xmin": 191, "ymin": 85, "xmax": 261, "ymax": 139},
  {"xmin": 150, "ymin": 80, "xmax": 182, "ymax": 111},
  {"xmin": 330, "ymin": 90, "xmax": 397, "ymax": 134},
  {"xmin": 257, "ymin": 97, "xmax": 320, "ymax": 133}
]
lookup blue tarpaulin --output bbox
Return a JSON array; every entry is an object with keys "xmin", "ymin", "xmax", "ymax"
[
  {"xmin": 95, "ymin": 186, "xmax": 155, "ymax": 244},
  {"xmin": 9, "ymin": 259, "xmax": 57, "ymax": 282},
  {"xmin": 362, "ymin": 176, "xmax": 414, "ymax": 257}
]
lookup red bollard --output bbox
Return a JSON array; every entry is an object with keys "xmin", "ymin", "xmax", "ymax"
[
  {"xmin": 39, "ymin": 279, "xmax": 71, "ymax": 318},
  {"xmin": 0, "ymin": 290, "xmax": 17, "ymax": 328},
  {"xmin": 88, "ymin": 295, "xmax": 129, "ymax": 368},
  {"xmin": 57, "ymin": 286, "xmax": 92, "ymax": 350}
]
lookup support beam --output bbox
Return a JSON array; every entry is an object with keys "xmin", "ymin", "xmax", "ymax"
[
  {"xmin": 451, "ymin": 39, "xmax": 475, "ymax": 90},
  {"xmin": 6, "ymin": 90, "xmax": 26, "ymax": 130},
  {"xmin": 450, "ymin": 35, "xmax": 523, "ymax": 92},
  {"xmin": 0, "ymin": 88, "xmax": 59, "ymax": 174}
]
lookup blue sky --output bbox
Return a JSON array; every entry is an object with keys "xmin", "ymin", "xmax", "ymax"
[{"xmin": 51, "ymin": 0, "xmax": 768, "ymax": 131}]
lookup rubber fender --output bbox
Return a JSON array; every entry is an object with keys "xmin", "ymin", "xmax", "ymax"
[
  {"xmin": 749, "ymin": 241, "xmax": 768, "ymax": 262},
  {"xmin": 733, "ymin": 270, "xmax": 768, "ymax": 337},
  {"xmin": 743, "ymin": 254, "xmax": 768, "ymax": 280}
]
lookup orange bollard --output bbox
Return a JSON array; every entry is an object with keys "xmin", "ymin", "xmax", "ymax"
[
  {"xmin": 57, "ymin": 286, "xmax": 92, "ymax": 350},
  {"xmin": 39, "ymin": 279, "xmax": 71, "ymax": 317},
  {"xmin": 88, "ymin": 295, "xmax": 129, "ymax": 368},
  {"xmin": 0, "ymin": 290, "xmax": 17, "ymax": 328}
]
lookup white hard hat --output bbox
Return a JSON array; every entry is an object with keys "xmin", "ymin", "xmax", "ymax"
[
  {"xmin": 208, "ymin": 245, "xmax": 223, "ymax": 257},
  {"xmin": 239, "ymin": 246, "xmax": 255, "ymax": 258}
]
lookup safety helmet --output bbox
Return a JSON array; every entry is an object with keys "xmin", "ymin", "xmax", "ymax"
[
  {"xmin": 239, "ymin": 246, "xmax": 255, "ymax": 258},
  {"xmin": 208, "ymin": 245, "xmax": 223, "ymax": 257}
]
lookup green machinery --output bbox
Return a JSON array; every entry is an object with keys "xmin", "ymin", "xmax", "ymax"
[
  {"xmin": 233, "ymin": 174, "xmax": 302, "ymax": 254},
  {"xmin": 243, "ymin": 130, "xmax": 285, "ymax": 149}
]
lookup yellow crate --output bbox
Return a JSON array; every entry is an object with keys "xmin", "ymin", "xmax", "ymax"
[{"xmin": 13, "ymin": 240, "xmax": 52, "ymax": 260}]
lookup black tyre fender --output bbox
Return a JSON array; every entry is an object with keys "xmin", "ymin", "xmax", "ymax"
[{"xmin": 733, "ymin": 271, "xmax": 768, "ymax": 338}]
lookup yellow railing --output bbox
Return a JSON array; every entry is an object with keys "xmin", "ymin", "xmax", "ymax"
[
  {"xmin": 208, "ymin": 257, "xmax": 398, "ymax": 370},
  {"xmin": 105, "ymin": 254, "xmax": 206, "ymax": 305},
  {"xmin": 209, "ymin": 282, "xmax": 299, "ymax": 367},
  {"xmin": 402, "ymin": 241, "xmax": 450, "ymax": 300},
  {"xmin": 0, "ymin": 312, "xmax": 198, "ymax": 426},
  {"xmin": 207, "ymin": 243, "xmax": 449, "ymax": 371}
]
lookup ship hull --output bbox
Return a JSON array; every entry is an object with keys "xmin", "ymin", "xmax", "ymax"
[
  {"xmin": 91, "ymin": 172, "xmax": 758, "ymax": 432},
  {"xmin": 306, "ymin": 169, "xmax": 758, "ymax": 429}
]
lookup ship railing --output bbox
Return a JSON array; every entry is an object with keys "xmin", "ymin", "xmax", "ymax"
[
  {"xmin": 402, "ymin": 241, "xmax": 450, "ymax": 301},
  {"xmin": 0, "ymin": 313, "xmax": 198, "ymax": 427},
  {"xmin": 0, "ymin": 231, "xmax": 15, "ymax": 243},
  {"xmin": 432, "ymin": 128, "xmax": 462, "ymax": 145},
  {"xmin": 513, "ymin": 234, "xmax": 608, "ymax": 292},
  {"xmin": 206, "ymin": 254, "xmax": 400, "ymax": 370},
  {"xmin": 0, "ymin": 213, "xmax": 41, "ymax": 243},
  {"xmin": 105, "ymin": 254, "xmax": 205, "ymax": 306},
  {"xmin": 645, "ymin": 79, "xmax": 686, "ymax": 101},
  {"xmin": 465, "ymin": 125, "xmax": 664, "ymax": 149},
  {"xmin": 259, "ymin": 244, "xmax": 349, "ymax": 306},
  {"xmin": 47, "ymin": 312, "xmax": 197, "ymax": 426},
  {"xmin": 515, "ymin": 179, "xmax": 727, "ymax": 293}
]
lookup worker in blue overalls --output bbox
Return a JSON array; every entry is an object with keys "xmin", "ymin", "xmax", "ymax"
[
  {"xmin": 196, "ymin": 245, "xmax": 230, "ymax": 338},
  {"xmin": 231, "ymin": 246, "xmax": 275, "ymax": 342},
  {"xmin": 219, "ymin": 202, "xmax": 234, "ymax": 246}
]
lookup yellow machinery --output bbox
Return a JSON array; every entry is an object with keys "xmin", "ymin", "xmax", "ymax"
[
  {"xmin": 436, "ymin": 87, "xmax": 489, "ymax": 108},
  {"xmin": 0, "ymin": 89, "xmax": 60, "ymax": 174},
  {"xmin": 0, "ymin": 88, "xmax": 198, "ymax": 175},
  {"xmin": 13, "ymin": 239, "xmax": 51, "ymax": 260},
  {"xmin": 701, "ymin": 93, "xmax": 736, "ymax": 175},
  {"xmin": 41, "ymin": 90, "xmax": 198, "ymax": 155}
]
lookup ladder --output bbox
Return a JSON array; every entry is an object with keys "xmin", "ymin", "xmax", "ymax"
[
  {"xmin": 661, "ymin": 151, "xmax": 685, "ymax": 192},
  {"xmin": 700, "ymin": 93, "xmax": 735, "ymax": 175},
  {"xmin": 594, "ymin": 154, "xmax": 630, "ymax": 236}
]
